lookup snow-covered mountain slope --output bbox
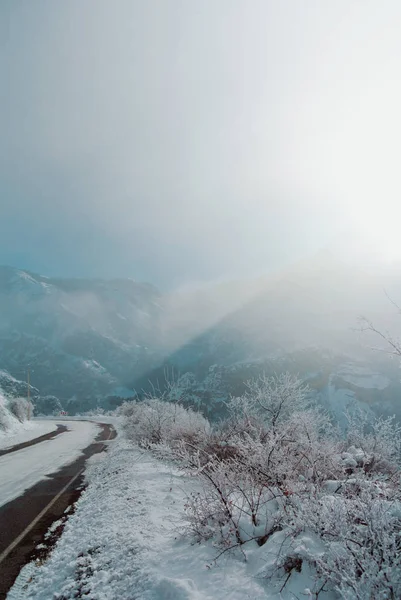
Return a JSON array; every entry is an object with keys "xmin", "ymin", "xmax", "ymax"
[
  {"xmin": 2, "ymin": 257, "xmax": 401, "ymax": 417},
  {"xmin": 0, "ymin": 266, "xmax": 163, "ymax": 409},
  {"xmin": 0, "ymin": 369, "xmax": 37, "ymax": 398},
  {"xmin": 139, "ymin": 255, "xmax": 401, "ymax": 418},
  {"xmin": 158, "ymin": 253, "xmax": 401, "ymax": 373}
]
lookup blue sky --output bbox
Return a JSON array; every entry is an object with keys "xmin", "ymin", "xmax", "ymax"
[{"xmin": 1, "ymin": 1, "xmax": 401, "ymax": 287}]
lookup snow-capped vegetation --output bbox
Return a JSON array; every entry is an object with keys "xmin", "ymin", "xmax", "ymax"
[
  {"xmin": 13, "ymin": 370, "xmax": 400, "ymax": 599},
  {"xmin": 120, "ymin": 373, "xmax": 401, "ymax": 598},
  {"xmin": 0, "ymin": 389, "xmax": 32, "ymax": 434},
  {"xmin": 11, "ymin": 434, "xmax": 271, "ymax": 600},
  {"xmin": 120, "ymin": 396, "xmax": 210, "ymax": 447}
]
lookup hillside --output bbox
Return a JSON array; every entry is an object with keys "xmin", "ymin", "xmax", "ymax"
[
  {"xmin": 0, "ymin": 266, "xmax": 163, "ymax": 411},
  {"xmin": 1, "ymin": 258, "xmax": 401, "ymax": 417}
]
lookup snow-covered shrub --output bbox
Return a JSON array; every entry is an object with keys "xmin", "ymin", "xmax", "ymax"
[
  {"xmin": 118, "ymin": 399, "xmax": 138, "ymax": 419},
  {"xmin": 8, "ymin": 397, "xmax": 32, "ymax": 422},
  {"xmin": 0, "ymin": 395, "xmax": 14, "ymax": 431},
  {"xmin": 177, "ymin": 443, "xmax": 286, "ymax": 551},
  {"xmin": 81, "ymin": 407, "xmax": 116, "ymax": 417},
  {"xmin": 290, "ymin": 489, "xmax": 401, "ymax": 599},
  {"xmin": 345, "ymin": 406, "xmax": 401, "ymax": 476},
  {"xmin": 122, "ymin": 397, "xmax": 210, "ymax": 447},
  {"xmin": 122, "ymin": 370, "xmax": 401, "ymax": 595},
  {"xmin": 176, "ymin": 371, "xmax": 401, "ymax": 598},
  {"xmin": 228, "ymin": 372, "xmax": 311, "ymax": 430},
  {"xmin": 0, "ymin": 391, "xmax": 31, "ymax": 431},
  {"xmin": 177, "ymin": 374, "xmax": 328, "ymax": 551},
  {"xmin": 222, "ymin": 375, "xmax": 341, "ymax": 488}
]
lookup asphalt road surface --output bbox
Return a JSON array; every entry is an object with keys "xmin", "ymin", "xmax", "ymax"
[{"xmin": 0, "ymin": 422, "xmax": 116, "ymax": 599}]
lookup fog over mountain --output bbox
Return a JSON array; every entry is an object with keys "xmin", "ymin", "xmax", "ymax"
[
  {"xmin": 2, "ymin": 1, "xmax": 401, "ymax": 287},
  {"xmin": 2, "ymin": 1, "xmax": 401, "ymax": 416},
  {"xmin": 1, "ymin": 244, "xmax": 401, "ymax": 418},
  {"xmin": 3, "ymin": 4, "xmax": 401, "ymax": 597}
]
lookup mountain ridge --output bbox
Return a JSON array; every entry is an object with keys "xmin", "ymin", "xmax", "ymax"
[{"xmin": 1, "ymin": 259, "xmax": 401, "ymax": 417}]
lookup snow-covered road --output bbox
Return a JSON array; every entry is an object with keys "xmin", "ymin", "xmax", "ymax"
[
  {"xmin": 0, "ymin": 420, "xmax": 99, "ymax": 507},
  {"xmin": 0, "ymin": 419, "xmax": 58, "ymax": 451}
]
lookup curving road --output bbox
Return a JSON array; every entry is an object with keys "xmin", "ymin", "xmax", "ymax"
[
  {"xmin": 0, "ymin": 421, "xmax": 116, "ymax": 599},
  {"xmin": 0, "ymin": 424, "xmax": 68, "ymax": 457}
]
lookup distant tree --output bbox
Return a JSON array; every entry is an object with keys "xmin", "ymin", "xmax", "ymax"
[{"xmin": 226, "ymin": 372, "xmax": 311, "ymax": 430}]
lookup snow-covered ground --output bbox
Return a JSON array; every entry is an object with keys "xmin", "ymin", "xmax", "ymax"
[
  {"xmin": 337, "ymin": 364, "xmax": 390, "ymax": 390},
  {"xmin": 0, "ymin": 419, "xmax": 58, "ymax": 451},
  {"xmin": 0, "ymin": 420, "xmax": 99, "ymax": 507},
  {"xmin": 9, "ymin": 436, "xmax": 332, "ymax": 600}
]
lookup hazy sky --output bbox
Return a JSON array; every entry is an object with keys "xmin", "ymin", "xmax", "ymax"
[{"xmin": 1, "ymin": 1, "xmax": 401, "ymax": 287}]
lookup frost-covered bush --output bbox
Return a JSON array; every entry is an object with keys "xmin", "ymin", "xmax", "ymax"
[
  {"xmin": 178, "ymin": 445, "xmax": 288, "ymax": 551},
  {"xmin": 122, "ymin": 397, "xmax": 210, "ymax": 447},
  {"xmin": 81, "ymin": 407, "xmax": 116, "ymax": 417},
  {"xmin": 177, "ymin": 374, "xmax": 323, "ymax": 551},
  {"xmin": 8, "ymin": 397, "xmax": 32, "ymax": 422},
  {"xmin": 118, "ymin": 399, "xmax": 138, "ymax": 419},
  {"xmin": 123, "ymin": 371, "xmax": 401, "ymax": 596},
  {"xmin": 0, "ymin": 392, "xmax": 32, "ymax": 431},
  {"xmin": 0, "ymin": 396, "xmax": 14, "ymax": 431},
  {"xmin": 345, "ymin": 406, "xmax": 401, "ymax": 476},
  {"xmin": 291, "ymin": 489, "xmax": 401, "ymax": 599},
  {"xmin": 179, "ymin": 372, "xmax": 401, "ymax": 596},
  {"xmin": 228, "ymin": 372, "xmax": 311, "ymax": 430},
  {"xmin": 221, "ymin": 374, "xmax": 341, "ymax": 487}
]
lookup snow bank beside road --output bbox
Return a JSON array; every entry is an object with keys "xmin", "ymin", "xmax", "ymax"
[
  {"xmin": 0, "ymin": 419, "xmax": 58, "ymax": 451},
  {"xmin": 13, "ymin": 438, "xmax": 271, "ymax": 600}
]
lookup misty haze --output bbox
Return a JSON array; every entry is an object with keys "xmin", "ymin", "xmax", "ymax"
[{"xmin": 1, "ymin": 2, "xmax": 401, "ymax": 599}]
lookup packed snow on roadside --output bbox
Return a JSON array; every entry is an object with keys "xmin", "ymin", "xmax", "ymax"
[
  {"xmin": 10, "ymin": 434, "xmax": 332, "ymax": 600},
  {"xmin": 0, "ymin": 420, "xmax": 99, "ymax": 507},
  {"xmin": 0, "ymin": 391, "xmax": 52, "ymax": 450},
  {"xmin": 0, "ymin": 418, "xmax": 58, "ymax": 451}
]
